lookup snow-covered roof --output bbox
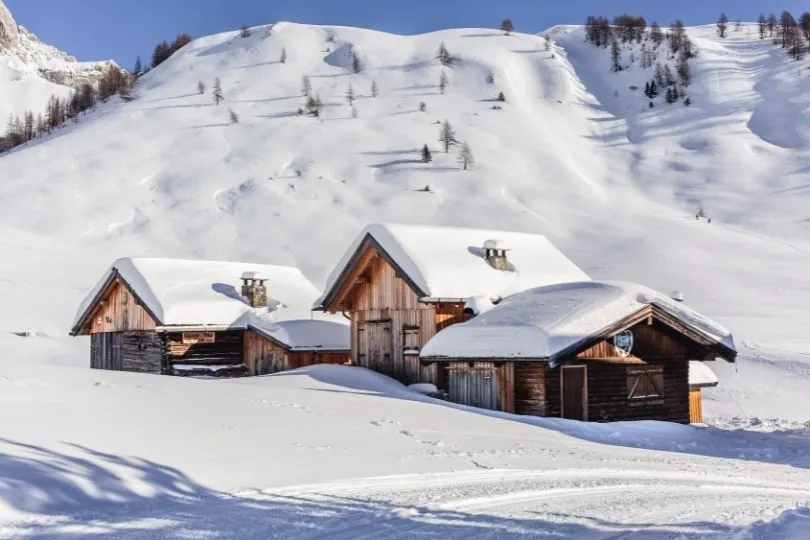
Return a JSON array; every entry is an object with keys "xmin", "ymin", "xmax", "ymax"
[
  {"xmin": 689, "ymin": 361, "xmax": 719, "ymax": 388},
  {"xmin": 420, "ymin": 281, "xmax": 736, "ymax": 363},
  {"xmin": 315, "ymin": 223, "xmax": 589, "ymax": 308},
  {"xmin": 72, "ymin": 258, "xmax": 349, "ymax": 351}
]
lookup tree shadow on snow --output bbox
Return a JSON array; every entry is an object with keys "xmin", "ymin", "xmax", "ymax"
[
  {"xmin": 188, "ymin": 123, "xmax": 231, "ymax": 129},
  {"xmin": 369, "ymin": 159, "xmax": 423, "ymax": 168},
  {"xmin": 0, "ymin": 437, "xmax": 773, "ymax": 539}
]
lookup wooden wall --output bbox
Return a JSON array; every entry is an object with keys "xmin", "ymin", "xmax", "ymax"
[
  {"xmin": 689, "ymin": 388, "xmax": 703, "ymax": 424},
  {"xmin": 243, "ymin": 331, "xmax": 349, "ymax": 376},
  {"xmin": 350, "ymin": 256, "xmax": 464, "ymax": 387},
  {"xmin": 578, "ymin": 323, "xmax": 689, "ymax": 360},
  {"xmin": 165, "ymin": 330, "xmax": 247, "ymax": 377},
  {"xmin": 89, "ymin": 280, "xmax": 157, "ymax": 334},
  {"xmin": 578, "ymin": 359, "xmax": 689, "ymax": 423},
  {"xmin": 90, "ymin": 332, "xmax": 162, "ymax": 373},
  {"xmin": 446, "ymin": 362, "xmax": 514, "ymax": 413},
  {"xmin": 514, "ymin": 363, "xmax": 547, "ymax": 416},
  {"xmin": 436, "ymin": 320, "xmax": 698, "ymax": 423}
]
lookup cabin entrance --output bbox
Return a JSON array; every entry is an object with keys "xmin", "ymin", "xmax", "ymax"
[
  {"xmin": 254, "ymin": 353, "xmax": 280, "ymax": 375},
  {"xmin": 357, "ymin": 320, "xmax": 393, "ymax": 378},
  {"xmin": 447, "ymin": 363, "xmax": 501, "ymax": 411},
  {"xmin": 561, "ymin": 365, "xmax": 588, "ymax": 421}
]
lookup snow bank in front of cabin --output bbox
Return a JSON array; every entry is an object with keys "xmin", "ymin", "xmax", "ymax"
[
  {"xmin": 1, "ymin": 362, "xmax": 810, "ymax": 537},
  {"xmin": 421, "ymin": 281, "xmax": 734, "ymax": 360}
]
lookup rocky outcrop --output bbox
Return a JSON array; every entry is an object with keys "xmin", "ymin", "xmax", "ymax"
[
  {"xmin": 0, "ymin": 0, "xmax": 118, "ymax": 89},
  {"xmin": 0, "ymin": 0, "xmax": 20, "ymax": 50}
]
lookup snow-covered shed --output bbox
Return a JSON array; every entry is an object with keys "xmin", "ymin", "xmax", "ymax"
[
  {"xmin": 314, "ymin": 223, "xmax": 589, "ymax": 387},
  {"xmin": 419, "ymin": 281, "xmax": 736, "ymax": 424},
  {"xmin": 71, "ymin": 258, "xmax": 350, "ymax": 377}
]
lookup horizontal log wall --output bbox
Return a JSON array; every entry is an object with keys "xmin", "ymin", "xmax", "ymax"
[
  {"xmin": 166, "ymin": 330, "xmax": 246, "ymax": 376},
  {"xmin": 121, "ymin": 332, "xmax": 163, "ymax": 373},
  {"xmin": 581, "ymin": 359, "xmax": 689, "ymax": 423},
  {"xmin": 514, "ymin": 362, "xmax": 547, "ymax": 416},
  {"xmin": 90, "ymin": 280, "xmax": 157, "ymax": 334}
]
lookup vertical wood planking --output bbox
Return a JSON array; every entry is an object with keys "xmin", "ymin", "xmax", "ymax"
[
  {"xmin": 689, "ymin": 388, "xmax": 703, "ymax": 424},
  {"xmin": 89, "ymin": 280, "xmax": 157, "ymax": 334}
]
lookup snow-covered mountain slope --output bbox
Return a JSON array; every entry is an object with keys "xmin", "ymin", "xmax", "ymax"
[
  {"xmin": 0, "ymin": 0, "xmax": 116, "ymax": 121},
  {"xmin": 1, "ymin": 22, "xmax": 809, "ymax": 421},
  {"xmin": 2, "ymin": 363, "xmax": 810, "ymax": 538}
]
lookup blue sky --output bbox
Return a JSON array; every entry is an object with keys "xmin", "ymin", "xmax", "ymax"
[{"xmin": 6, "ymin": 0, "xmax": 806, "ymax": 68}]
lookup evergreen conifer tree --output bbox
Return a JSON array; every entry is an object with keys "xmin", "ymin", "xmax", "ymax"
[
  {"xmin": 501, "ymin": 19, "xmax": 514, "ymax": 35},
  {"xmin": 439, "ymin": 120, "xmax": 457, "ymax": 152},
  {"xmin": 717, "ymin": 13, "xmax": 728, "ymax": 38},
  {"xmin": 458, "ymin": 142, "xmax": 474, "ymax": 170},
  {"xmin": 421, "ymin": 144, "xmax": 432, "ymax": 163},
  {"xmin": 213, "ymin": 78, "xmax": 224, "ymax": 105},
  {"xmin": 610, "ymin": 39, "xmax": 622, "ymax": 72}
]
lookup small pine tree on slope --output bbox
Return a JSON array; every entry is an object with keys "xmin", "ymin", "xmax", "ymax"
[
  {"xmin": 458, "ymin": 142, "xmax": 474, "ymax": 170},
  {"xmin": 213, "ymin": 78, "xmax": 224, "ymax": 105},
  {"xmin": 439, "ymin": 120, "xmax": 457, "ymax": 152}
]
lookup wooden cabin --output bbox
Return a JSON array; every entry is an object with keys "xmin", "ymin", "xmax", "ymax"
[
  {"xmin": 420, "ymin": 281, "xmax": 736, "ymax": 424},
  {"xmin": 313, "ymin": 223, "xmax": 590, "ymax": 388},
  {"xmin": 688, "ymin": 361, "xmax": 719, "ymax": 424},
  {"xmin": 71, "ymin": 258, "xmax": 350, "ymax": 376}
]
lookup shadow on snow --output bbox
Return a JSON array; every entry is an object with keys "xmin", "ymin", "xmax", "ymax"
[{"xmin": 2, "ymin": 437, "xmax": 791, "ymax": 539}]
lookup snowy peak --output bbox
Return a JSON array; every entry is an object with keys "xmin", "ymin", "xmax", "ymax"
[
  {"xmin": 0, "ymin": 0, "xmax": 19, "ymax": 50},
  {"xmin": 0, "ymin": 0, "xmax": 118, "ymax": 120}
]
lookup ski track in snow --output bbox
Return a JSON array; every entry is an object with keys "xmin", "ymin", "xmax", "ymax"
[{"xmin": 8, "ymin": 469, "xmax": 810, "ymax": 538}]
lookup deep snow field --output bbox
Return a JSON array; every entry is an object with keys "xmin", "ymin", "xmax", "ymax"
[{"xmin": 1, "ymin": 20, "xmax": 810, "ymax": 537}]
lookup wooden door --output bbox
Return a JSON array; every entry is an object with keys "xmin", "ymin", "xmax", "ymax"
[
  {"xmin": 359, "ymin": 321, "xmax": 393, "ymax": 377},
  {"xmin": 255, "ymin": 353, "xmax": 279, "ymax": 375},
  {"xmin": 561, "ymin": 365, "xmax": 587, "ymax": 421},
  {"xmin": 448, "ymin": 365, "xmax": 500, "ymax": 410},
  {"xmin": 90, "ymin": 332, "xmax": 124, "ymax": 371}
]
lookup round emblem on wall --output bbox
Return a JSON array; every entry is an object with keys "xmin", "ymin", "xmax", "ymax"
[{"xmin": 612, "ymin": 330, "xmax": 634, "ymax": 358}]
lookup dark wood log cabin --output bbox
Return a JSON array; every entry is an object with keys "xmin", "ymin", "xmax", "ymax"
[
  {"xmin": 420, "ymin": 281, "xmax": 736, "ymax": 424},
  {"xmin": 71, "ymin": 258, "xmax": 350, "ymax": 377},
  {"xmin": 313, "ymin": 223, "xmax": 590, "ymax": 388}
]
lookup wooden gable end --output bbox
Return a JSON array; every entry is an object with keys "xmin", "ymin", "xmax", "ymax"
[
  {"xmin": 577, "ymin": 318, "xmax": 706, "ymax": 362},
  {"xmin": 320, "ymin": 235, "xmax": 429, "ymax": 313},
  {"xmin": 83, "ymin": 279, "xmax": 158, "ymax": 335},
  {"xmin": 353, "ymin": 255, "xmax": 427, "ymax": 312}
]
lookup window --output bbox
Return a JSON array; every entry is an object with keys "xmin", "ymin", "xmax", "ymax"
[
  {"xmin": 627, "ymin": 365, "xmax": 664, "ymax": 402},
  {"xmin": 402, "ymin": 324, "xmax": 421, "ymax": 356}
]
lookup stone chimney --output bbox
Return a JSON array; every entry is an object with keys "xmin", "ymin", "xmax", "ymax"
[
  {"xmin": 240, "ymin": 271, "xmax": 268, "ymax": 308},
  {"xmin": 482, "ymin": 239, "xmax": 509, "ymax": 271}
]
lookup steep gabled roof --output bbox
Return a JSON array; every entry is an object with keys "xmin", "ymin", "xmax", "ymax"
[
  {"xmin": 420, "ymin": 281, "xmax": 736, "ymax": 363},
  {"xmin": 71, "ymin": 257, "xmax": 349, "ymax": 351},
  {"xmin": 314, "ymin": 223, "xmax": 589, "ymax": 310}
]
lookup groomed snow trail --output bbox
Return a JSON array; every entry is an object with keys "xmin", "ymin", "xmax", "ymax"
[{"xmin": 7, "ymin": 469, "xmax": 810, "ymax": 538}]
